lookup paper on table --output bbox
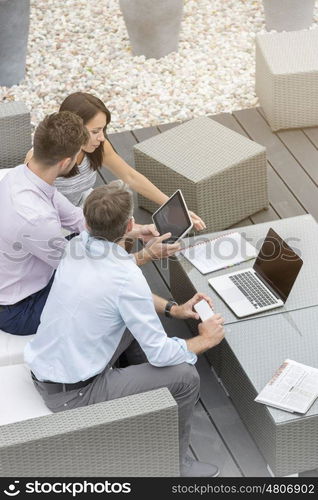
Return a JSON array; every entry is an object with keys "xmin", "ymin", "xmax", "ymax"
[
  {"xmin": 255, "ymin": 359, "xmax": 318, "ymax": 414},
  {"xmin": 180, "ymin": 232, "xmax": 257, "ymax": 275}
]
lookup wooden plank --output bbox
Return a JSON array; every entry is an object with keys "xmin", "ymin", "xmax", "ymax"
[
  {"xmin": 190, "ymin": 402, "xmax": 242, "ymax": 477},
  {"xmin": 258, "ymin": 108, "xmax": 318, "ymax": 185},
  {"xmin": 98, "ymin": 165, "xmax": 116, "ymax": 184},
  {"xmin": 157, "ymin": 122, "xmax": 180, "ymax": 133},
  {"xmin": 188, "ymin": 446, "xmax": 197, "ymax": 460},
  {"xmin": 233, "ymin": 108, "xmax": 318, "ymax": 219},
  {"xmin": 266, "ymin": 167, "xmax": 306, "ymax": 219},
  {"xmin": 132, "ymin": 125, "xmax": 160, "ymax": 142},
  {"xmin": 211, "ymin": 112, "xmax": 306, "ymax": 220},
  {"xmin": 107, "ymin": 130, "xmax": 137, "ymax": 167},
  {"xmin": 107, "ymin": 130, "xmax": 155, "ymax": 224},
  {"xmin": 250, "ymin": 206, "xmax": 280, "ymax": 224},
  {"xmin": 303, "ymin": 126, "xmax": 318, "ymax": 148},
  {"xmin": 209, "ymin": 112, "xmax": 248, "ymax": 136},
  {"xmin": 94, "ymin": 168, "xmax": 107, "ymax": 187},
  {"xmin": 100, "ymin": 132, "xmax": 138, "ymax": 185},
  {"xmin": 195, "ymin": 355, "xmax": 270, "ymax": 477},
  {"xmin": 231, "ymin": 217, "xmax": 253, "ymax": 228},
  {"xmin": 299, "ymin": 468, "xmax": 318, "ymax": 478}
]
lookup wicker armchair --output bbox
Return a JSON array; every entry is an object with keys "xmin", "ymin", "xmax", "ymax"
[{"xmin": 0, "ymin": 384, "xmax": 179, "ymax": 477}]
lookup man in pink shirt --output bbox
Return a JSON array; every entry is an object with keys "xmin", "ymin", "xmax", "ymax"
[
  {"xmin": 0, "ymin": 111, "xmax": 179, "ymax": 335},
  {"xmin": 0, "ymin": 111, "xmax": 87, "ymax": 335}
]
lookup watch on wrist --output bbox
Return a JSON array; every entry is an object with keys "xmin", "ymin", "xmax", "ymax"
[{"xmin": 164, "ymin": 299, "xmax": 178, "ymax": 318}]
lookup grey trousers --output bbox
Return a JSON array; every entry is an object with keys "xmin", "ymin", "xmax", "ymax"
[{"xmin": 32, "ymin": 331, "xmax": 200, "ymax": 464}]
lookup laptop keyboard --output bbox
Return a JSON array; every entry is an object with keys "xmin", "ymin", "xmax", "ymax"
[{"xmin": 229, "ymin": 271, "xmax": 279, "ymax": 309}]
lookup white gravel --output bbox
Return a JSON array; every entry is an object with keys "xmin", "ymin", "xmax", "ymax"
[{"xmin": 1, "ymin": 0, "xmax": 318, "ymax": 133}]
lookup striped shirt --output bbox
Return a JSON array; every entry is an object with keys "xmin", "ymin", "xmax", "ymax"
[{"xmin": 54, "ymin": 155, "xmax": 97, "ymax": 207}]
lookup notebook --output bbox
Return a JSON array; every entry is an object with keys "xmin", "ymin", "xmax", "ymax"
[
  {"xmin": 180, "ymin": 232, "xmax": 257, "ymax": 275},
  {"xmin": 255, "ymin": 359, "xmax": 318, "ymax": 414}
]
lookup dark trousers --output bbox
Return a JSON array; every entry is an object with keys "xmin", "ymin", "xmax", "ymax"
[
  {"xmin": 0, "ymin": 233, "xmax": 77, "ymax": 336},
  {"xmin": 0, "ymin": 273, "xmax": 55, "ymax": 336}
]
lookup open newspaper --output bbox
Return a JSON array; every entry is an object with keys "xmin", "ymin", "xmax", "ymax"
[{"xmin": 255, "ymin": 359, "xmax": 318, "ymax": 414}]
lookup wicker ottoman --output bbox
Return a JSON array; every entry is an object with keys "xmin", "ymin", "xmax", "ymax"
[
  {"xmin": 256, "ymin": 29, "xmax": 318, "ymax": 131},
  {"xmin": 134, "ymin": 116, "xmax": 268, "ymax": 233},
  {"xmin": 0, "ymin": 101, "xmax": 31, "ymax": 169}
]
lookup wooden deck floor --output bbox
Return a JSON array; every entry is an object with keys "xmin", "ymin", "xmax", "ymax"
[{"xmin": 95, "ymin": 107, "xmax": 318, "ymax": 477}]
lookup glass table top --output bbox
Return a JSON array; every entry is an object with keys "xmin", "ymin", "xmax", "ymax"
[
  {"xmin": 175, "ymin": 215, "xmax": 318, "ymax": 324},
  {"xmin": 224, "ymin": 305, "xmax": 318, "ymax": 423},
  {"xmin": 173, "ymin": 215, "xmax": 318, "ymax": 423}
]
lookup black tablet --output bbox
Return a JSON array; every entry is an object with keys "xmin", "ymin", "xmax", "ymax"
[{"xmin": 152, "ymin": 190, "xmax": 193, "ymax": 243}]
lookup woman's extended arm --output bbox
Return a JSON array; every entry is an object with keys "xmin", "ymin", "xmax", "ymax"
[
  {"xmin": 102, "ymin": 139, "xmax": 168, "ymax": 205},
  {"xmin": 102, "ymin": 140, "xmax": 206, "ymax": 230}
]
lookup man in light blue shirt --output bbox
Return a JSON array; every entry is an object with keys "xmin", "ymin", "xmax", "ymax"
[{"xmin": 25, "ymin": 181, "xmax": 225, "ymax": 477}]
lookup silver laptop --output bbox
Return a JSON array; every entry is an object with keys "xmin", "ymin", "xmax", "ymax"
[{"xmin": 208, "ymin": 228, "xmax": 303, "ymax": 318}]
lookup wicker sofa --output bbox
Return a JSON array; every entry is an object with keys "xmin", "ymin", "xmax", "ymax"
[{"xmin": 0, "ymin": 101, "xmax": 180, "ymax": 477}]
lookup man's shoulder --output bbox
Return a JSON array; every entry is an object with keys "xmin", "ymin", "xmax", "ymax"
[
  {"xmin": 116, "ymin": 255, "xmax": 151, "ymax": 294},
  {"xmin": 15, "ymin": 191, "xmax": 53, "ymax": 223},
  {"xmin": 109, "ymin": 249, "xmax": 145, "ymax": 286},
  {"xmin": 15, "ymin": 167, "xmax": 56, "ymax": 216},
  {"xmin": 69, "ymin": 235, "xmax": 141, "ymax": 275},
  {"xmin": 0, "ymin": 164, "xmax": 24, "ymax": 185},
  {"xmin": 112, "ymin": 251, "xmax": 142, "ymax": 277},
  {"xmin": 7, "ymin": 164, "xmax": 25, "ymax": 176}
]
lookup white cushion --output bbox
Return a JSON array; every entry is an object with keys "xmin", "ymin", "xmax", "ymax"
[
  {"xmin": 0, "ymin": 363, "xmax": 52, "ymax": 425},
  {"xmin": 0, "ymin": 329, "xmax": 35, "ymax": 366},
  {"xmin": 0, "ymin": 168, "xmax": 11, "ymax": 181}
]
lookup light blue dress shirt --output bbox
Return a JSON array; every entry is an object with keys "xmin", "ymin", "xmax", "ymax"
[{"xmin": 24, "ymin": 231, "xmax": 197, "ymax": 383}]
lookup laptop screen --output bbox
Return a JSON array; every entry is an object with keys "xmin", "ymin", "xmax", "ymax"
[{"xmin": 253, "ymin": 228, "xmax": 303, "ymax": 302}]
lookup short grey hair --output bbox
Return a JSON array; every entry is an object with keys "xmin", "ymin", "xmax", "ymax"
[{"xmin": 83, "ymin": 181, "xmax": 134, "ymax": 242}]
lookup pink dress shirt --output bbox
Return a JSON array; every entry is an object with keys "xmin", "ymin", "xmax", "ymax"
[{"xmin": 0, "ymin": 165, "xmax": 85, "ymax": 305}]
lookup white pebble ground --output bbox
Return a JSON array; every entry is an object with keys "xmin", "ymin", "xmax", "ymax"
[{"xmin": 1, "ymin": 0, "xmax": 318, "ymax": 132}]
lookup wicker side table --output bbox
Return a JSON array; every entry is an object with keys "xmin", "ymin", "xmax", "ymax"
[
  {"xmin": 256, "ymin": 29, "xmax": 318, "ymax": 131},
  {"xmin": 210, "ymin": 307, "xmax": 318, "ymax": 477},
  {"xmin": 134, "ymin": 116, "xmax": 268, "ymax": 233}
]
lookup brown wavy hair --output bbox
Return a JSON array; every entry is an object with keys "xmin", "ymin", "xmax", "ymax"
[{"xmin": 59, "ymin": 92, "xmax": 111, "ymax": 177}]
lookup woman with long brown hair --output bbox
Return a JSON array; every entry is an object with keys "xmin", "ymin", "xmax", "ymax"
[{"xmin": 27, "ymin": 92, "xmax": 205, "ymax": 230}]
